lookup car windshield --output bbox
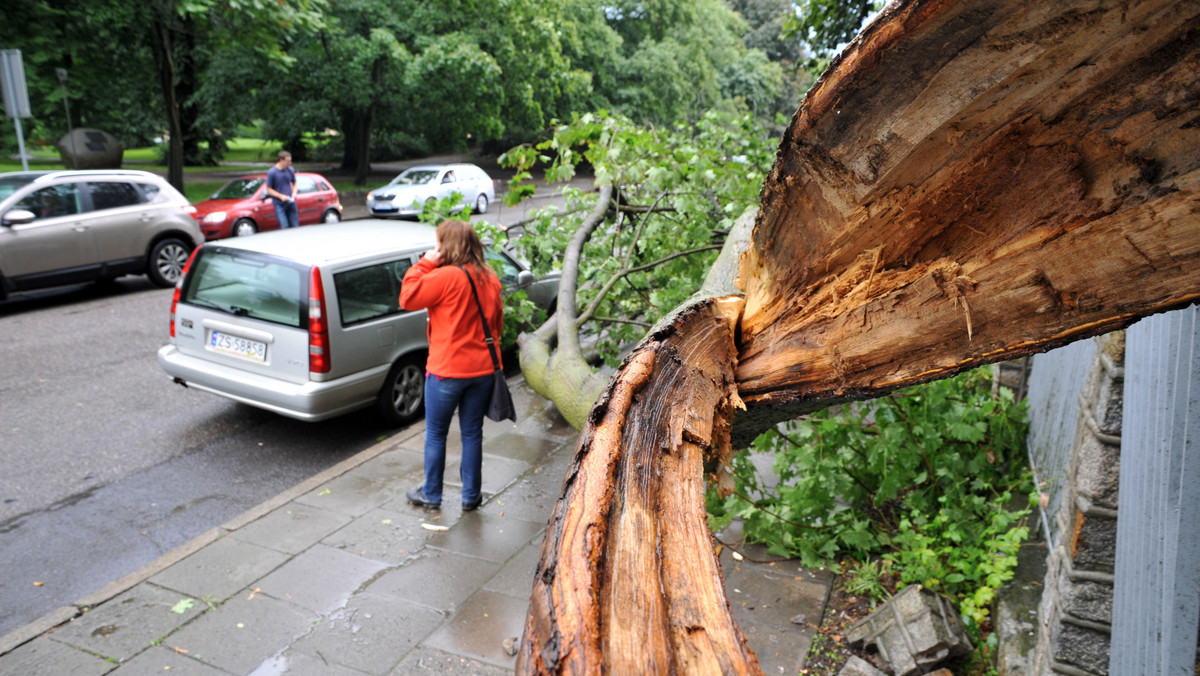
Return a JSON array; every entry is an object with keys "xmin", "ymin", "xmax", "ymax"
[
  {"xmin": 181, "ymin": 249, "xmax": 306, "ymax": 328},
  {"xmin": 391, "ymin": 170, "xmax": 438, "ymax": 186},
  {"xmin": 210, "ymin": 178, "xmax": 264, "ymax": 200}
]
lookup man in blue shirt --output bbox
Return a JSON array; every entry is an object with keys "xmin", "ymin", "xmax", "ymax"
[{"xmin": 265, "ymin": 150, "xmax": 299, "ymax": 228}]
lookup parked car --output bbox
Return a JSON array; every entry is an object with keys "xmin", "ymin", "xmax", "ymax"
[
  {"xmin": 0, "ymin": 169, "xmax": 204, "ymax": 299},
  {"xmin": 366, "ymin": 163, "xmax": 495, "ymax": 218},
  {"xmin": 158, "ymin": 219, "xmax": 559, "ymax": 425},
  {"xmin": 192, "ymin": 172, "xmax": 342, "ymax": 240}
]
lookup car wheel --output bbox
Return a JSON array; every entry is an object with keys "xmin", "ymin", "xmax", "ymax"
[
  {"xmin": 147, "ymin": 238, "xmax": 192, "ymax": 287},
  {"xmin": 474, "ymin": 194, "xmax": 489, "ymax": 214},
  {"xmin": 233, "ymin": 218, "xmax": 258, "ymax": 237},
  {"xmin": 321, "ymin": 209, "xmax": 341, "ymax": 224},
  {"xmin": 377, "ymin": 355, "xmax": 426, "ymax": 426}
]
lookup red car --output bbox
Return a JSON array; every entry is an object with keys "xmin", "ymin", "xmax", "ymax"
[{"xmin": 192, "ymin": 172, "xmax": 343, "ymax": 240}]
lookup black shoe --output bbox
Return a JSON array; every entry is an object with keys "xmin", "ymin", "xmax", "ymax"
[
  {"xmin": 407, "ymin": 488, "xmax": 440, "ymax": 509},
  {"xmin": 462, "ymin": 497, "xmax": 482, "ymax": 512}
]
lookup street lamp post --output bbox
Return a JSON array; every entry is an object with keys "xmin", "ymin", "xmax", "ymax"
[{"xmin": 56, "ymin": 67, "xmax": 77, "ymax": 169}]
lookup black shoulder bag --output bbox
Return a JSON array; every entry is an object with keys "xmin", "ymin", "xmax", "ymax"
[{"xmin": 459, "ymin": 266, "xmax": 517, "ymax": 422}]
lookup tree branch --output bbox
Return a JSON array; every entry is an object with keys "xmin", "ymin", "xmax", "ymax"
[{"xmin": 575, "ymin": 245, "xmax": 724, "ymax": 329}]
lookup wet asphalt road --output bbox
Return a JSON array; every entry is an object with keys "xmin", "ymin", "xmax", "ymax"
[{"xmin": 0, "ymin": 276, "xmax": 404, "ymax": 639}]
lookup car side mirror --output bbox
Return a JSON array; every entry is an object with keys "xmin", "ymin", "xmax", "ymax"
[
  {"xmin": 2, "ymin": 209, "xmax": 36, "ymax": 227},
  {"xmin": 516, "ymin": 270, "xmax": 534, "ymax": 288}
]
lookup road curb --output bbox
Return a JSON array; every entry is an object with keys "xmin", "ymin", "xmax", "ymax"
[{"xmin": 0, "ymin": 422, "xmax": 427, "ymax": 657}]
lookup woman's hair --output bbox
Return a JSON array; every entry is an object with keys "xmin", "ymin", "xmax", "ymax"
[{"xmin": 436, "ymin": 220, "xmax": 490, "ymax": 274}]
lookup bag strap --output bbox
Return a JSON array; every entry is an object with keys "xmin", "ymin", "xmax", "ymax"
[{"xmin": 458, "ymin": 265, "xmax": 501, "ymax": 370}]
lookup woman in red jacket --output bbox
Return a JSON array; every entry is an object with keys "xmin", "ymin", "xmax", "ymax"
[{"xmin": 398, "ymin": 220, "xmax": 503, "ymax": 511}]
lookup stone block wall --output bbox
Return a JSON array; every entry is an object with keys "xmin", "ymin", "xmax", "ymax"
[{"xmin": 1019, "ymin": 333, "xmax": 1124, "ymax": 676}]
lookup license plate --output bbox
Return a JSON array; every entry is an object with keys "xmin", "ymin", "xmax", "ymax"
[{"xmin": 209, "ymin": 330, "xmax": 267, "ymax": 362}]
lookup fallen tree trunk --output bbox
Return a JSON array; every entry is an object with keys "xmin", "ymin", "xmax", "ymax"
[{"xmin": 519, "ymin": 0, "xmax": 1200, "ymax": 672}]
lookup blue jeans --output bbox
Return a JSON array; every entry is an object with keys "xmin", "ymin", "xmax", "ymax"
[
  {"xmin": 273, "ymin": 199, "xmax": 299, "ymax": 228},
  {"xmin": 421, "ymin": 373, "xmax": 492, "ymax": 505}
]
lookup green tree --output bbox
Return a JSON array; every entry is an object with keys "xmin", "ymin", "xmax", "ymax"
[
  {"xmin": 784, "ymin": 0, "xmax": 883, "ymax": 70},
  {"xmin": 497, "ymin": 109, "xmax": 776, "ymax": 426},
  {"xmin": 0, "ymin": 1, "xmax": 161, "ymax": 155}
]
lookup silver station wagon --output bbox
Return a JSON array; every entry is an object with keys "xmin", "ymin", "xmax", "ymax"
[{"xmin": 157, "ymin": 220, "xmax": 558, "ymax": 425}]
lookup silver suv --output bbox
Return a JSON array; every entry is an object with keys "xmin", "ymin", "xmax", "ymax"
[
  {"xmin": 0, "ymin": 169, "xmax": 203, "ymax": 298},
  {"xmin": 157, "ymin": 220, "xmax": 558, "ymax": 425}
]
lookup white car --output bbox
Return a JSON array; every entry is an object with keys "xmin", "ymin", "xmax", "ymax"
[
  {"xmin": 366, "ymin": 163, "xmax": 495, "ymax": 218},
  {"xmin": 158, "ymin": 220, "xmax": 558, "ymax": 425}
]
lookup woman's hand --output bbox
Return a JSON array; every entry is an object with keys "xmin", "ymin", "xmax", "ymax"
[{"xmin": 423, "ymin": 246, "xmax": 443, "ymax": 266}]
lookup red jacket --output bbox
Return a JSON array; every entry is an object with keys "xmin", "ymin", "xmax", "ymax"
[{"xmin": 399, "ymin": 257, "xmax": 503, "ymax": 378}]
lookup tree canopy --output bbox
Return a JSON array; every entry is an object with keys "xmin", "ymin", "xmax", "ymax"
[{"xmin": 2, "ymin": 0, "xmax": 799, "ymax": 184}]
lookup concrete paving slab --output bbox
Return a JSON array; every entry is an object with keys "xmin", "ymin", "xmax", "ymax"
[
  {"xmin": 293, "ymin": 449, "xmax": 424, "ymax": 518},
  {"xmin": 739, "ymin": 619, "xmax": 813, "ymax": 676},
  {"xmin": 167, "ymin": 593, "xmax": 316, "ymax": 674},
  {"xmin": 0, "ymin": 636, "xmax": 112, "ymax": 676},
  {"xmin": 424, "ymin": 512, "xmax": 547, "ymax": 564},
  {"xmin": 112, "ymin": 645, "xmax": 233, "ymax": 675},
  {"xmin": 50, "ymin": 582, "xmax": 205, "ymax": 662},
  {"xmin": 367, "ymin": 549, "xmax": 501, "ymax": 613},
  {"xmin": 254, "ymin": 544, "xmax": 389, "ymax": 616},
  {"xmin": 226, "ymin": 503, "xmax": 352, "ymax": 555},
  {"xmin": 388, "ymin": 646, "xmax": 511, "ymax": 675},
  {"xmin": 421, "ymin": 589, "xmax": 527, "ymax": 669},
  {"xmin": 288, "ymin": 591, "xmax": 444, "ymax": 675},
  {"xmin": 479, "ymin": 432, "xmax": 565, "ymax": 466},
  {"xmin": 725, "ymin": 561, "xmax": 831, "ymax": 632},
  {"xmin": 482, "ymin": 541, "xmax": 542, "ymax": 599},
  {"xmin": 252, "ymin": 648, "xmax": 369, "ymax": 675},
  {"xmin": 480, "ymin": 450, "xmax": 571, "ymax": 524},
  {"xmin": 321, "ymin": 507, "xmax": 432, "ymax": 565},
  {"xmin": 149, "ymin": 535, "xmax": 290, "ymax": 603},
  {"xmin": 437, "ymin": 454, "xmax": 532, "ymax": 500}
]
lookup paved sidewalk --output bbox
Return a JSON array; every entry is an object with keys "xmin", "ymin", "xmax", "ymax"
[{"xmin": 0, "ymin": 377, "xmax": 831, "ymax": 675}]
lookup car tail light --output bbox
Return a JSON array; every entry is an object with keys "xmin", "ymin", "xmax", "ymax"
[
  {"xmin": 169, "ymin": 246, "xmax": 202, "ymax": 338},
  {"xmin": 308, "ymin": 266, "xmax": 331, "ymax": 374}
]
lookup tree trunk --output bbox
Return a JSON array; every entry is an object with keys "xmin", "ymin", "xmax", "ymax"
[
  {"xmin": 518, "ymin": 0, "xmax": 1200, "ymax": 672},
  {"xmin": 151, "ymin": 9, "xmax": 184, "ymax": 192}
]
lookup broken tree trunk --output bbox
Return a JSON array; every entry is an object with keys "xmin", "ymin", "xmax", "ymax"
[{"xmin": 519, "ymin": 0, "xmax": 1200, "ymax": 672}]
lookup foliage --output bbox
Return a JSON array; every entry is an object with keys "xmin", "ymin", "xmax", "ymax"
[
  {"xmin": 498, "ymin": 108, "xmax": 776, "ymax": 366},
  {"xmin": 707, "ymin": 366, "xmax": 1034, "ymax": 626},
  {"xmin": 783, "ymin": 0, "xmax": 883, "ymax": 70}
]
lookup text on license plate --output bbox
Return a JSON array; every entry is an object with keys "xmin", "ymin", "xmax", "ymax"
[{"xmin": 209, "ymin": 330, "xmax": 267, "ymax": 361}]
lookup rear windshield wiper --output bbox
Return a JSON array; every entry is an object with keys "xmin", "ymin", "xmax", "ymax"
[{"xmin": 192, "ymin": 296, "xmax": 250, "ymax": 316}]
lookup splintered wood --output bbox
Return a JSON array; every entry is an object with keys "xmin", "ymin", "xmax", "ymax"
[{"xmin": 518, "ymin": 299, "xmax": 751, "ymax": 674}]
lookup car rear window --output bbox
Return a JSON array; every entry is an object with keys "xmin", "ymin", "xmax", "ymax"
[
  {"xmin": 182, "ymin": 249, "xmax": 307, "ymax": 328},
  {"xmin": 334, "ymin": 258, "xmax": 413, "ymax": 326}
]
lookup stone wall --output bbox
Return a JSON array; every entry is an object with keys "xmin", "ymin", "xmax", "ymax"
[{"xmin": 1001, "ymin": 333, "xmax": 1125, "ymax": 676}]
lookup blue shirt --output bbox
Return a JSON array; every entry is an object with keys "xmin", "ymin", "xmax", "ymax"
[{"xmin": 265, "ymin": 166, "xmax": 296, "ymax": 204}]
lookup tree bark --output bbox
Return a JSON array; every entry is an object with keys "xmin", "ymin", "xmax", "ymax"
[
  {"xmin": 150, "ymin": 6, "xmax": 184, "ymax": 192},
  {"xmin": 518, "ymin": 184, "xmax": 616, "ymax": 429},
  {"xmin": 519, "ymin": 0, "xmax": 1200, "ymax": 672}
]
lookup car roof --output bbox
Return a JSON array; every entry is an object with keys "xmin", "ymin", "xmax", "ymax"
[
  {"xmin": 222, "ymin": 172, "xmax": 329, "ymax": 180},
  {"xmin": 0, "ymin": 169, "xmax": 168, "ymax": 184},
  {"xmin": 201, "ymin": 220, "xmax": 437, "ymax": 266},
  {"xmin": 400, "ymin": 163, "xmax": 481, "ymax": 173}
]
